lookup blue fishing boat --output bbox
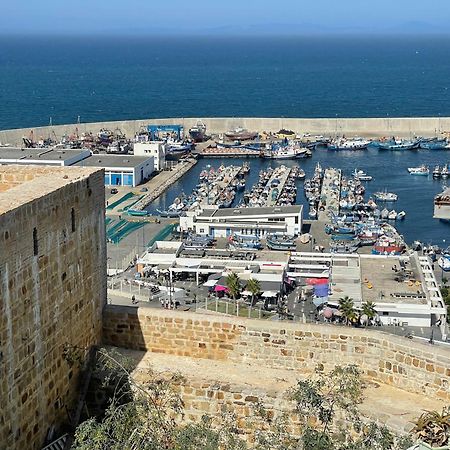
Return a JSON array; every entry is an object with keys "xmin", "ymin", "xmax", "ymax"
[
  {"xmin": 128, "ymin": 209, "xmax": 148, "ymax": 217},
  {"xmin": 377, "ymin": 139, "xmax": 420, "ymax": 151},
  {"xmin": 419, "ymin": 138, "xmax": 447, "ymax": 150}
]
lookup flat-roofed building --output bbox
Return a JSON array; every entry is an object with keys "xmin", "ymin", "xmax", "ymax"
[
  {"xmin": 0, "ymin": 147, "xmax": 91, "ymax": 166},
  {"xmin": 75, "ymin": 154, "xmax": 154, "ymax": 187},
  {"xmin": 180, "ymin": 205, "xmax": 303, "ymax": 237},
  {"xmin": 133, "ymin": 141, "xmax": 166, "ymax": 171}
]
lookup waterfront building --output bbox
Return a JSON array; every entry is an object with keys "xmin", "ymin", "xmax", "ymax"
[
  {"xmin": 180, "ymin": 205, "xmax": 303, "ymax": 237},
  {"xmin": 75, "ymin": 154, "xmax": 154, "ymax": 187},
  {"xmin": 133, "ymin": 141, "xmax": 166, "ymax": 171},
  {"xmin": 0, "ymin": 165, "xmax": 106, "ymax": 449}
]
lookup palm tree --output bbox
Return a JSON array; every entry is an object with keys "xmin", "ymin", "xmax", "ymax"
[
  {"xmin": 361, "ymin": 301, "xmax": 377, "ymax": 325},
  {"xmin": 246, "ymin": 278, "xmax": 261, "ymax": 306},
  {"xmin": 226, "ymin": 272, "xmax": 241, "ymax": 301},
  {"xmin": 338, "ymin": 296, "xmax": 357, "ymax": 326}
]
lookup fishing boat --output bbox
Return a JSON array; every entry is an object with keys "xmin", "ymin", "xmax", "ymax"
[
  {"xmin": 441, "ymin": 164, "xmax": 449, "ymax": 178},
  {"xmin": 189, "ymin": 120, "xmax": 207, "ymax": 142},
  {"xmin": 407, "ymin": 165, "xmax": 429, "ymax": 175},
  {"xmin": 419, "ymin": 138, "xmax": 448, "ymax": 150},
  {"xmin": 352, "ymin": 169, "xmax": 373, "ymax": 181},
  {"xmin": 396, "ymin": 210, "xmax": 406, "ymax": 220},
  {"xmin": 372, "ymin": 236, "xmax": 405, "ymax": 255},
  {"xmin": 433, "ymin": 165, "xmax": 442, "ymax": 178},
  {"xmin": 374, "ymin": 191, "xmax": 398, "ymax": 202},
  {"xmin": 377, "ymin": 139, "xmax": 420, "ymax": 151},
  {"xmin": 224, "ymin": 128, "xmax": 258, "ymax": 141},
  {"xmin": 266, "ymin": 233, "xmax": 297, "ymax": 251},
  {"xmin": 309, "ymin": 207, "xmax": 317, "ymax": 219},
  {"xmin": 263, "ymin": 144, "xmax": 311, "ymax": 159},
  {"xmin": 330, "ymin": 240, "xmax": 360, "ymax": 253},
  {"xmin": 327, "ymin": 138, "xmax": 370, "ymax": 151},
  {"xmin": 387, "ymin": 210, "xmax": 397, "ymax": 220}
]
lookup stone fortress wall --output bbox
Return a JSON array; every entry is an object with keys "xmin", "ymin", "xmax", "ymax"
[
  {"xmin": 1, "ymin": 116, "xmax": 450, "ymax": 146},
  {"xmin": 103, "ymin": 305, "xmax": 450, "ymax": 403},
  {"xmin": 0, "ymin": 166, "xmax": 107, "ymax": 449}
]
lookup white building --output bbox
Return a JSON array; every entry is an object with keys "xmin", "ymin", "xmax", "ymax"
[
  {"xmin": 0, "ymin": 147, "xmax": 91, "ymax": 166},
  {"xmin": 75, "ymin": 154, "xmax": 154, "ymax": 187},
  {"xmin": 133, "ymin": 141, "xmax": 166, "ymax": 171},
  {"xmin": 180, "ymin": 205, "xmax": 303, "ymax": 238}
]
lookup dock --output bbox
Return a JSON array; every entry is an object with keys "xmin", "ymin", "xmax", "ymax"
[
  {"xmin": 132, "ymin": 158, "xmax": 197, "ymax": 211},
  {"xmin": 195, "ymin": 147, "xmax": 261, "ymax": 158},
  {"xmin": 201, "ymin": 166, "xmax": 242, "ymax": 206},
  {"xmin": 317, "ymin": 168, "xmax": 341, "ymax": 221},
  {"xmin": 265, "ymin": 166, "xmax": 292, "ymax": 207}
]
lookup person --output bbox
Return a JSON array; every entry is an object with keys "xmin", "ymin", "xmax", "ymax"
[{"xmin": 131, "ymin": 294, "xmax": 137, "ymax": 305}]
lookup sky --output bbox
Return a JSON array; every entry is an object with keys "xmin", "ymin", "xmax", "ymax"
[{"xmin": 1, "ymin": 0, "xmax": 450, "ymax": 35}]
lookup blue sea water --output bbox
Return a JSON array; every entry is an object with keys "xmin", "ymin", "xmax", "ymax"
[
  {"xmin": 1, "ymin": 35, "xmax": 450, "ymax": 129},
  {"xmin": 0, "ymin": 35, "xmax": 448, "ymax": 244}
]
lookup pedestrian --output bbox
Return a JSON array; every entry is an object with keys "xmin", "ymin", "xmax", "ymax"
[{"xmin": 131, "ymin": 294, "xmax": 137, "ymax": 304}]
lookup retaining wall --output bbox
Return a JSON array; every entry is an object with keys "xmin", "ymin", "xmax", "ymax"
[
  {"xmin": 103, "ymin": 306, "xmax": 450, "ymax": 403},
  {"xmin": 1, "ymin": 117, "xmax": 450, "ymax": 146}
]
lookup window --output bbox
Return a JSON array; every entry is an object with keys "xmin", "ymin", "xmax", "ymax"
[
  {"xmin": 71, "ymin": 208, "xmax": 76, "ymax": 233},
  {"xmin": 295, "ymin": 216, "xmax": 299, "ymax": 224},
  {"xmin": 199, "ymin": 228, "xmax": 205, "ymax": 233},
  {"xmin": 382, "ymin": 311, "xmax": 389, "ymax": 316},
  {"xmin": 33, "ymin": 227, "xmax": 38, "ymax": 256}
]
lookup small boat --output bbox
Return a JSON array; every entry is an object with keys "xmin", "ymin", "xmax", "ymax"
[
  {"xmin": 263, "ymin": 144, "xmax": 311, "ymax": 159},
  {"xmin": 156, "ymin": 209, "xmax": 183, "ymax": 218},
  {"xmin": 387, "ymin": 210, "xmax": 397, "ymax": 220},
  {"xmin": 438, "ymin": 254, "xmax": 450, "ymax": 272},
  {"xmin": 237, "ymin": 179, "xmax": 246, "ymax": 190},
  {"xmin": 380, "ymin": 208, "xmax": 389, "ymax": 219},
  {"xmin": 266, "ymin": 233, "xmax": 297, "ymax": 251},
  {"xmin": 374, "ymin": 191, "xmax": 398, "ymax": 202},
  {"xmin": 309, "ymin": 207, "xmax": 317, "ymax": 219},
  {"xmin": 441, "ymin": 164, "xmax": 449, "ymax": 179},
  {"xmin": 353, "ymin": 169, "xmax": 373, "ymax": 181},
  {"xmin": 127, "ymin": 209, "xmax": 149, "ymax": 217},
  {"xmin": 327, "ymin": 138, "xmax": 370, "ymax": 151},
  {"xmin": 396, "ymin": 210, "xmax": 406, "ymax": 220},
  {"xmin": 377, "ymin": 139, "xmax": 420, "ymax": 151},
  {"xmin": 419, "ymin": 138, "xmax": 448, "ymax": 150},
  {"xmin": 433, "ymin": 165, "xmax": 441, "ymax": 178},
  {"xmin": 407, "ymin": 165, "xmax": 429, "ymax": 175}
]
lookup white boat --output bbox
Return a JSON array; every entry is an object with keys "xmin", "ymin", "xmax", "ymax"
[
  {"xmin": 441, "ymin": 164, "xmax": 449, "ymax": 179},
  {"xmin": 353, "ymin": 169, "xmax": 373, "ymax": 181},
  {"xmin": 328, "ymin": 138, "xmax": 370, "ymax": 151},
  {"xmin": 374, "ymin": 191, "xmax": 398, "ymax": 202},
  {"xmin": 438, "ymin": 254, "xmax": 450, "ymax": 271},
  {"xmin": 387, "ymin": 210, "xmax": 397, "ymax": 220},
  {"xmin": 396, "ymin": 210, "xmax": 406, "ymax": 220},
  {"xmin": 380, "ymin": 208, "xmax": 389, "ymax": 219},
  {"xmin": 309, "ymin": 207, "xmax": 317, "ymax": 218},
  {"xmin": 407, "ymin": 165, "xmax": 429, "ymax": 175},
  {"xmin": 432, "ymin": 165, "xmax": 441, "ymax": 178},
  {"xmin": 264, "ymin": 144, "xmax": 311, "ymax": 159}
]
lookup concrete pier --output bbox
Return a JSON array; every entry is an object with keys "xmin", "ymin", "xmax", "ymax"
[
  {"xmin": 2, "ymin": 116, "xmax": 450, "ymax": 146},
  {"xmin": 202, "ymin": 166, "xmax": 242, "ymax": 206},
  {"xmin": 318, "ymin": 168, "xmax": 341, "ymax": 221},
  {"xmin": 265, "ymin": 166, "xmax": 291, "ymax": 207}
]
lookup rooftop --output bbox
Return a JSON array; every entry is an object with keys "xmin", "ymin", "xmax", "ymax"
[
  {"xmin": 0, "ymin": 147, "xmax": 90, "ymax": 162},
  {"xmin": 74, "ymin": 154, "xmax": 152, "ymax": 169},
  {"xmin": 198, "ymin": 205, "xmax": 302, "ymax": 219},
  {"xmin": 0, "ymin": 165, "xmax": 100, "ymax": 215}
]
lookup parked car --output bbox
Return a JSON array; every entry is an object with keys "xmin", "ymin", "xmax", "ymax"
[
  {"xmin": 110, "ymin": 188, "xmax": 118, "ymax": 194},
  {"xmin": 140, "ymin": 187, "xmax": 148, "ymax": 192}
]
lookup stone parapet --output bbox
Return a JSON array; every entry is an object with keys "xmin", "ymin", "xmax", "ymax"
[{"xmin": 103, "ymin": 305, "xmax": 450, "ymax": 402}]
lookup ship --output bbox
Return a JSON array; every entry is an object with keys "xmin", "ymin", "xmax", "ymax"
[
  {"xmin": 376, "ymin": 138, "xmax": 420, "ymax": 151},
  {"xmin": 262, "ymin": 143, "xmax": 311, "ymax": 159},
  {"xmin": 327, "ymin": 138, "xmax": 370, "ymax": 151},
  {"xmin": 189, "ymin": 121, "xmax": 207, "ymax": 143},
  {"xmin": 224, "ymin": 128, "xmax": 258, "ymax": 141},
  {"xmin": 407, "ymin": 165, "xmax": 429, "ymax": 175}
]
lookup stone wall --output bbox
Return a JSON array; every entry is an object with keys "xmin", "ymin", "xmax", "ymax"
[
  {"xmin": 1, "ymin": 116, "xmax": 450, "ymax": 145},
  {"xmin": 103, "ymin": 306, "xmax": 450, "ymax": 403},
  {"xmin": 0, "ymin": 166, "xmax": 107, "ymax": 450}
]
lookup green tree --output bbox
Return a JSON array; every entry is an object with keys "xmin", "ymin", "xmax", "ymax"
[
  {"xmin": 361, "ymin": 300, "xmax": 377, "ymax": 325},
  {"xmin": 338, "ymin": 296, "xmax": 357, "ymax": 326},
  {"xmin": 226, "ymin": 272, "xmax": 241, "ymax": 300},
  {"xmin": 246, "ymin": 278, "xmax": 261, "ymax": 306}
]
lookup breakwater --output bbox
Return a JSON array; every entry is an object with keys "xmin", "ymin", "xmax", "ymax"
[{"xmin": 2, "ymin": 116, "xmax": 450, "ymax": 146}]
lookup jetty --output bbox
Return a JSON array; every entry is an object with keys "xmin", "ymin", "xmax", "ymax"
[
  {"xmin": 132, "ymin": 158, "xmax": 197, "ymax": 211},
  {"xmin": 196, "ymin": 146, "xmax": 261, "ymax": 158},
  {"xmin": 318, "ymin": 168, "xmax": 341, "ymax": 221},
  {"xmin": 265, "ymin": 166, "xmax": 292, "ymax": 207}
]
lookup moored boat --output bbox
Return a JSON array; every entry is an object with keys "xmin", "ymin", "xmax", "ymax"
[
  {"xmin": 407, "ymin": 165, "xmax": 429, "ymax": 175},
  {"xmin": 374, "ymin": 191, "xmax": 398, "ymax": 202},
  {"xmin": 266, "ymin": 233, "xmax": 297, "ymax": 251}
]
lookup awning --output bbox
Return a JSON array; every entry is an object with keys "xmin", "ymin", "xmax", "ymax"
[
  {"xmin": 214, "ymin": 285, "xmax": 229, "ymax": 292},
  {"xmin": 241, "ymin": 290, "xmax": 252, "ymax": 296},
  {"xmin": 203, "ymin": 279, "xmax": 218, "ymax": 287},
  {"xmin": 262, "ymin": 291, "xmax": 278, "ymax": 298}
]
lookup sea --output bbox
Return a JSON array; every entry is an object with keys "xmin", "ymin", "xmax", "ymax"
[{"xmin": 0, "ymin": 35, "xmax": 449, "ymax": 245}]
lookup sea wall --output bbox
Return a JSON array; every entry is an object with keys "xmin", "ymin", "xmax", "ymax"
[
  {"xmin": 0, "ymin": 166, "xmax": 107, "ymax": 450},
  {"xmin": 103, "ymin": 306, "xmax": 450, "ymax": 403},
  {"xmin": 1, "ymin": 116, "xmax": 450, "ymax": 146}
]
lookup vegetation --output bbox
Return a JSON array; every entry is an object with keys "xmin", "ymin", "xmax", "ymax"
[
  {"xmin": 361, "ymin": 300, "xmax": 377, "ymax": 325},
  {"xmin": 245, "ymin": 278, "xmax": 261, "ymax": 306},
  {"xmin": 412, "ymin": 407, "xmax": 450, "ymax": 447},
  {"xmin": 73, "ymin": 350, "xmax": 417, "ymax": 450},
  {"xmin": 338, "ymin": 296, "xmax": 358, "ymax": 326},
  {"xmin": 226, "ymin": 272, "xmax": 241, "ymax": 300},
  {"xmin": 441, "ymin": 285, "xmax": 450, "ymax": 324}
]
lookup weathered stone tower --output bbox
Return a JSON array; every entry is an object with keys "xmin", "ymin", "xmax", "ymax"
[{"xmin": 0, "ymin": 166, "xmax": 106, "ymax": 449}]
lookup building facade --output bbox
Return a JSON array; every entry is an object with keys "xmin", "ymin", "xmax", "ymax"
[
  {"xmin": 180, "ymin": 205, "xmax": 303, "ymax": 237},
  {"xmin": 133, "ymin": 141, "xmax": 166, "ymax": 171},
  {"xmin": 0, "ymin": 165, "xmax": 107, "ymax": 449}
]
